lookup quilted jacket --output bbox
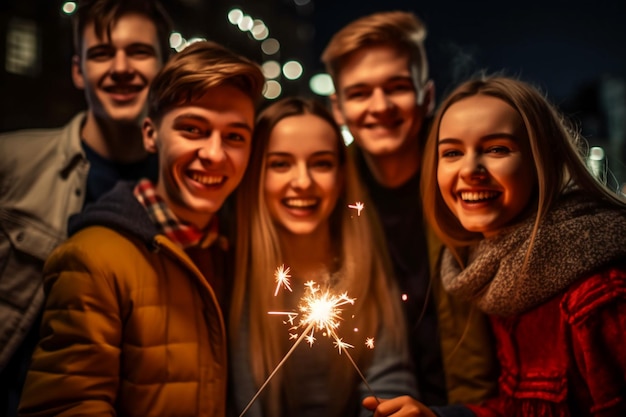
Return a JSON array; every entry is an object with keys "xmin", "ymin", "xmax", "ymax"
[
  {"xmin": 433, "ymin": 265, "xmax": 626, "ymax": 417},
  {"xmin": 467, "ymin": 266, "xmax": 626, "ymax": 417},
  {"xmin": 18, "ymin": 182, "xmax": 229, "ymax": 417}
]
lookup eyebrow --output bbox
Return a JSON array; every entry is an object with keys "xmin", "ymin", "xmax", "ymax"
[
  {"xmin": 438, "ymin": 133, "xmax": 520, "ymax": 145},
  {"xmin": 86, "ymin": 42, "xmax": 157, "ymax": 51},
  {"xmin": 230, "ymin": 122, "xmax": 253, "ymax": 132},
  {"xmin": 266, "ymin": 150, "xmax": 337, "ymax": 157},
  {"xmin": 342, "ymin": 75, "xmax": 413, "ymax": 92},
  {"xmin": 173, "ymin": 113, "xmax": 252, "ymax": 132}
]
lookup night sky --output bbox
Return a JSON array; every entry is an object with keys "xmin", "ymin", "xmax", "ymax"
[{"xmin": 312, "ymin": 0, "xmax": 626, "ymax": 102}]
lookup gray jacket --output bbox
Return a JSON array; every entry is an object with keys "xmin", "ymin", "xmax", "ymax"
[{"xmin": 0, "ymin": 113, "xmax": 88, "ymax": 368}]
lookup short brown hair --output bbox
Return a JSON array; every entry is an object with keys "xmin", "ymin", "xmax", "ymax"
[
  {"xmin": 147, "ymin": 41, "xmax": 265, "ymax": 123},
  {"xmin": 72, "ymin": 0, "xmax": 173, "ymax": 63},
  {"xmin": 321, "ymin": 11, "xmax": 429, "ymax": 90}
]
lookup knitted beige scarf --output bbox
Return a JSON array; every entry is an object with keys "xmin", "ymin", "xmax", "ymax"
[{"xmin": 440, "ymin": 190, "xmax": 626, "ymax": 316}]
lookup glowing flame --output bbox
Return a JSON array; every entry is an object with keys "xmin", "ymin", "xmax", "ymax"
[
  {"xmin": 295, "ymin": 281, "xmax": 354, "ymax": 337},
  {"xmin": 273, "ymin": 264, "xmax": 292, "ymax": 296}
]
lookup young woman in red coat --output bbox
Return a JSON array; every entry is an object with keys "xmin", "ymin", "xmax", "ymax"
[{"xmin": 363, "ymin": 76, "xmax": 626, "ymax": 417}]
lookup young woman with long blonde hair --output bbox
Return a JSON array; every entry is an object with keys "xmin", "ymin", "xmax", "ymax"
[{"xmin": 229, "ymin": 97, "xmax": 417, "ymax": 417}]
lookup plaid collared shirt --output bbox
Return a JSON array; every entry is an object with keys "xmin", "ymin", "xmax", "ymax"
[{"xmin": 133, "ymin": 179, "xmax": 218, "ymax": 249}]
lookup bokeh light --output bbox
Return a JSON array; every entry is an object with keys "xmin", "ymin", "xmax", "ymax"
[
  {"xmin": 61, "ymin": 1, "xmax": 77, "ymax": 15},
  {"xmin": 263, "ymin": 80, "xmax": 282, "ymax": 100},
  {"xmin": 309, "ymin": 73, "xmax": 334, "ymax": 96},
  {"xmin": 169, "ymin": 32, "xmax": 184, "ymax": 50},
  {"xmin": 341, "ymin": 126, "xmax": 354, "ymax": 146},
  {"xmin": 251, "ymin": 21, "xmax": 269, "ymax": 40},
  {"xmin": 282, "ymin": 60, "xmax": 303, "ymax": 80},
  {"xmin": 238, "ymin": 15, "xmax": 254, "ymax": 32},
  {"xmin": 262, "ymin": 61, "xmax": 281, "ymax": 79},
  {"xmin": 227, "ymin": 9, "xmax": 243, "ymax": 25},
  {"xmin": 261, "ymin": 38, "xmax": 280, "ymax": 55}
]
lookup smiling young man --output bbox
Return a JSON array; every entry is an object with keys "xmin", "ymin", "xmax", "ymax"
[
  {"xmin": 322, "ymin": 11, "xmax": 497, "ymax": 405},
  {"xmin": 18, "ymin": 40, "xmax": 265, "ymax": 417},
  {"xmin": 0, "ymin": 1, "xmax": 172, "ymax": 415}
]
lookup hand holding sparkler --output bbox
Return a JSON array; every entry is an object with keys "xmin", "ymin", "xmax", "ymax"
[{"xmin": 362, "ymin": 396, "xmax": 437, "ymax": 417}]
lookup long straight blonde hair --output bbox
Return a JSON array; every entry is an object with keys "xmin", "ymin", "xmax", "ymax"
[{"xmin": 230, "ymin": 97, "xmax": 406, "ymax": 416}]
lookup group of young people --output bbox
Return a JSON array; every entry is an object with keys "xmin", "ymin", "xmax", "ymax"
[{"xmin": 0, "ymin": 0, "xmax": 624, "ymax": 416}]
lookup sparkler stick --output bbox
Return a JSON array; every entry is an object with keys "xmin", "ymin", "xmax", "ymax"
[
  {"xmin": 237, "ymin": 321, "xmax": 315, "ymax": 417},
  {"xmin": 330, "ymin": 329, "xmax": 380, "ymax": 404}
]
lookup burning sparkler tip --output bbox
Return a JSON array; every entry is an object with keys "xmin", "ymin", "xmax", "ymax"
[{"xmin": 273, "ymin": 264, "xmax": 293, "ymax": 296}]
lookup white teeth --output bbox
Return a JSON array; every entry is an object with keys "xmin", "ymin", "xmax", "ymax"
[
  {"xmin": 191, "ymin": 172, "xmax": 223, "ymax": 185},
  {"xmin": 284, "ymin": 198, "xmax": 317, "ymax": 208},
  {"xmin": 111, "ymin": 88, "xmax": 135, "ymax": 93},
  {"xmin": 366, "ymin": 117, "xmax": 403, "ymax": 127},
  {"xmin": 460, "ymin": 191, "xmax": 499, "ymax": 202},
  {"xmin": 106, "ymin": 86, "xmax": 142, "ymax": 93},
  {"xmin": 366, "ymin": 122, "xmax": 399, "ymax": 129}
]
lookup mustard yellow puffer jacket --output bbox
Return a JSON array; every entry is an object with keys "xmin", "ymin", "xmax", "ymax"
[{"xmin": 19, "ymin": 184, "xmax": 228, "ymax": 417}]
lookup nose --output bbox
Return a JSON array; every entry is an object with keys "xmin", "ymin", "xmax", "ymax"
[
  {"xmin": 368, "ymin": 88, "xmax": 393, "ymax": 113},
  {"xmin": 197, "ymin": 131, "xmax": 226, "ymax": 164},
  {"xmin": 460, "ymin": 156, "xmax": 488, "ymax": 181},
  {"xmin": 291, "ymin": 163, "xmax": 312, "ymax": 190},
  {"xmin": 110, "ymin": 51, "xmax": 134, "ymax": 81}
]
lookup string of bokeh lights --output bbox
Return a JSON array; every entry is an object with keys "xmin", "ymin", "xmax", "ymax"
[{"xmin": 226, "ymin": 6, "xmax": 334, "ymax": 100}]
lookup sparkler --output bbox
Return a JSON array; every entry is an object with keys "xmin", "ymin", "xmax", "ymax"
[
  {"xmin": 348, "ymin": 201, "xmax": 364, "ymax": 216},
  {"xmin": 273, "ymin": 264, "xmax": 292, "ymax": 296},
  {"xmin": 238, "ymin": 275, "xmax": 379, "ymax": 417}
]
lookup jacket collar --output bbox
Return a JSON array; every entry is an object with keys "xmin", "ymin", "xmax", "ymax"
[{"xmin": 59, "ymin": 112, "xmax": 87, "ymax": 178}]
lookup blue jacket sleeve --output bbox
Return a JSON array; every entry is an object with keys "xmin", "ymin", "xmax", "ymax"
[
  {"xmin": 358, "ymin": 328, "xmax": 419, "ymax": 417},
  {"xmin": 431, "ymin": 405, "xmax": 476, "ymax": 417}
]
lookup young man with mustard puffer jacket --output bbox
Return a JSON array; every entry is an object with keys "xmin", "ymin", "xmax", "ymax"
[{"xmin": 18, "ymin": 40, "xmax": 264, "ymax": 417}]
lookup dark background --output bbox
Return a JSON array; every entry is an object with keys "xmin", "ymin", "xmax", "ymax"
[{"xmin": 1, "ymin": 0, "xmax": 626, "ymax": 182}]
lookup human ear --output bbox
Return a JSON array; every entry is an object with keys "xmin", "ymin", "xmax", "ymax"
[
  {"xmin": 142, "ymin": 118, "xmax": 158, "ymax": 154},
  {"xmin": 420, "ymin": 80, "xmax": 435, "ymax": 116},
  {"xmin": 330, "ymin": 93, "xmax": 346, "ymax": 126},
  {"xmin": 71, "ymin": 55, "xmax": 85, "ymax": 90}
]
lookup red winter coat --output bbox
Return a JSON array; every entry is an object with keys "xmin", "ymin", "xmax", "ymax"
[{"xmin": 467, "ymin": 265, "xmax": 626, "ymax": 417}]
